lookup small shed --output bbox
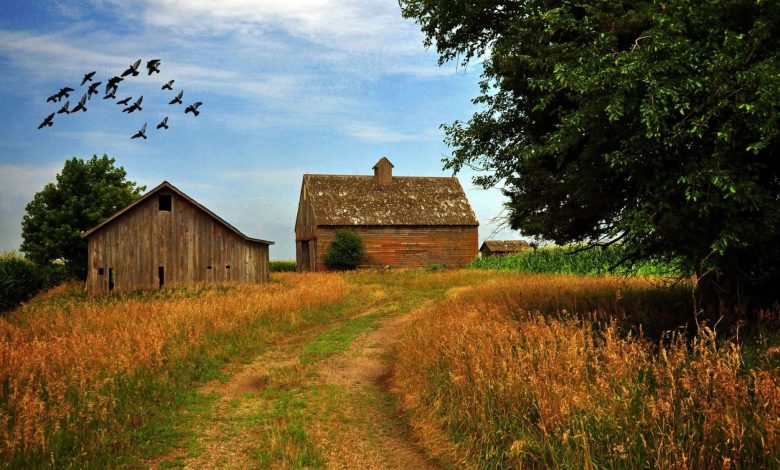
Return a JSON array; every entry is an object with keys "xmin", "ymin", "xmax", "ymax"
[
  {"xmin": 479, "ymin": 240, "xmax": 531, "ymax": 258},
  {"xmin": 295, "ymin": 157, "xmax": 479, "ymax": 271},
  {"xmin": 82, "ymin": 181, "xmax": 273, "ymax": 294}
]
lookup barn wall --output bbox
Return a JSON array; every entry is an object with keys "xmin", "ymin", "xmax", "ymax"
[
  {"xmin": 295, "ymin": 180, "xmax": 318, "ymax": 272},
  {"xmin": 311, "ymin": 225, "xmax": 478, "ymax": 271},
  {"xmin": 86, "ymin": 191, "xmax": 269, "ymax": 294}
]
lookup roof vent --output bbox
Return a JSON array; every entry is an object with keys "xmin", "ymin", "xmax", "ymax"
[{"xmin": 373, "ymin": 157, "xmax": 394, "ymax": 186}]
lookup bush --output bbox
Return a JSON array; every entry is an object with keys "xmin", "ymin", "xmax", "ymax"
[
  {"xmin": 270, "ymin": 260, "xmax": 296, "ymax": 272},
  {"xmin": 324, "ymin": 230, "xmax": 365, "ymax": 270},
  {"xmin": 0, "ymin": 252, "xmax": 69, "ymax": 312}
]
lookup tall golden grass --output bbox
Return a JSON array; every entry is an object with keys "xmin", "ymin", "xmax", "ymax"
[
  {"xmin": 0, "ymin": 273, "xmax": 347, "ymax": 465},
  {"xmin": 392, "ymin": 274, "xmax": 780, "ymax": 468}
]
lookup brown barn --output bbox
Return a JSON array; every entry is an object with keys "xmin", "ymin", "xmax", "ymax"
[
  {"xmin": 82, "ymin": 181, "xmax": 273, "ymax": 295},
  {"xmin": 479, "ymin": 240, "xmax": 531, "ymax": 257},
  {"xmin": 295, "ymin": 157, "xmax": 478, "ymax": 271}
]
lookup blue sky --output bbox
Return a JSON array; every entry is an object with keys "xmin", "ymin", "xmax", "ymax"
[{"xmin": 0, "ymin": 0, "xmax": 516, "ymax": 259}]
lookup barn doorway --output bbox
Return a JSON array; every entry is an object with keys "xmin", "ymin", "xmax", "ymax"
[
  {"xmin": 108, "ymin": 268, "xmax": 115, "ymax": 292},
  {"xmin": 158, "ymin": 266, "xmax": 165, "ymax": 288},
  {"xmin": 300, "ymin": 241, "xmax": 311, "ymax": 272}
]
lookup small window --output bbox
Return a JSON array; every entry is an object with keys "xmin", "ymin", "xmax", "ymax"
[
  {"xmin": 207, "ymin": 265, "xmax": 212, "ymax": 270},
  {"xmin": 225, "ymin": 265, "xmax": 230, "ymax": 269},
  {"xmin": 159, "ymin": 194, "xmax": 172, "ymax": 212},
  {"xmin": 98, "ymin": 267, "xmax": 104, "ymax": 275}
]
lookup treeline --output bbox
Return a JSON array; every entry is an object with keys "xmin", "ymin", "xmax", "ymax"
[{"xmin": 0, "ymin": 252, "xmax": 68, "ymax": 312}]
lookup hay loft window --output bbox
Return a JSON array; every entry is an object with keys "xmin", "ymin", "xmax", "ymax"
[{"xmin": 158, "ymin": 194, "xmax": 172, "ymax": 212}]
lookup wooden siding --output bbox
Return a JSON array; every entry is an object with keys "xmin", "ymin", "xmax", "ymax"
[
  {"xmin": 294, "ymin": 182, "xmax": 318, "ymax": 272},
  {"xmin": 86, "ymin": 191, "xmax": 269, "ymax": 294},
  {"xmin": 305, "ymin": 225, "xmax": 478, "ymax": 271}
]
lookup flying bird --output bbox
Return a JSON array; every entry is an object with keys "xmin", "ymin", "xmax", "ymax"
[
  {"xmin": 168, "ymin": 90, "xmax": 183, "ymax": 105},
  {"xmin": 58, "ymin": 87, "xmax": 74, "ymax": 100},
  {"xmin": 105, "ymin": 76, "xmax": 123, "ymax": 95},
  {"xmin": 156, "ymin": 116, "xmax": 169, "ymax": 129},
  {"xmin": 121, "ymin": 59, "xmax": 142, "ymax": 77},
  {"xmin": 81, "ymin": 71, "xmax": 96, "ymax": 86},
  {"xmin": 37, "ymin": 113, "xmax": 55, "ymax": 129},
  {"xmin": 146, "ymin": 59, "xmax": 161, "ymax": 75},
  {"xmin": 116, "ymin": 96, "xmax": 132, "ymax": 106},
  {"xmin": 103, "ymin": 88, "xmax": 117, "ymax": 100},
  {"xmin": 48, "ymin": 87, "xmax": 74, "ymax": 102},
  {"xmin": 162, "ymin": 80, "xmax": 174, "ymax": 91},
  {"xmin": 57, "ymin": 100, "xmax": 70, "ymax": 114},
  {"xmin": 87, "ymin": 81, "xmax": 102, "ymax": 99},
  {"xmin": 71, "ymin": 94, "xmax": 88, "ymax": 113},
  {"xmin": 185, "ymin": 102, "xmax": 202, "ymax": 116},
  {"xmin": 107, "ymin": 76, "xmax": 124, "ymax": 86},
  {"xmin": 131, "ymin": 123, "xmax": 147, "ymax": 140},
  {"xmin": 122, "ymin": 95, "xmax": 143, "ymax": 113}
]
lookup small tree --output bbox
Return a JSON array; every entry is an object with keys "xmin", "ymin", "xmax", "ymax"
[
  {"xmin": 324, "ymin": 230, "xmax": 365, "ymax": 270},
  {"xmin": 21, "ymin": 155, "xmax": 144, "ymax": 279}
]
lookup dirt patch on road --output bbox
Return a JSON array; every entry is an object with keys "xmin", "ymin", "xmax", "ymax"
[{"xmin": 311, "ymin": 303, "xmax": 439, "ymax": 470}]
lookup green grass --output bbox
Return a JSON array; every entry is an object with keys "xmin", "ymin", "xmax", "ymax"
[
  {"xmin": 470, "ymin": 244, "xmax": 679, "ymax": 276},
  {"xmin": 300, "ymin": 311, "xmax": 384, "ymax": 364}
]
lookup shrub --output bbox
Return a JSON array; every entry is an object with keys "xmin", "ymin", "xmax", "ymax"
[
  {"xmin": 0, "ymin": 252, "xmax": 67, "ymax": 312},
  {"xmin": 270, "ymin": 260, "xmax": 297, "ymax": 272},
  {"xmin": 324, "ymin": 230, "xmax": 365, "ymax": 270},
  {"xmin": 0, "ymin": 252, "xmax": 44, "ymax": 311}
]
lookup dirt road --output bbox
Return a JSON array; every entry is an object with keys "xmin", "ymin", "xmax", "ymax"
[{"xmin": 153, "ymin": 300, "xmax": 438, "ymax": 469}]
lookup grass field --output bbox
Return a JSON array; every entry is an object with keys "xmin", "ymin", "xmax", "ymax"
[
  {"xmin": 0, "ymin": 273, "xmax": 350, "ymax": 467},
  {"xmin": 392, "ymin": 274, "xmax": 780, "ymax": 469},
  {"xmin": 1, "ymin": 269, "xmax": 778, "ymax": 468}
]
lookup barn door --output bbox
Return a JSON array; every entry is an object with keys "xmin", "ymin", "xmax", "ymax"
[{"xmin": 300, "ymin": 241, "xmax": 311, "ymax": 272}]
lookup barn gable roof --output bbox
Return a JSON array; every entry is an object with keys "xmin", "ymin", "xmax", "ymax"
[
  {"xmin": 302, "ymin": 174, "xmax": 479, "ymax": 226},
  {"xmin": 81, "ymin": 181, "xmax": 274, "ymax": 244},
  {"xmin": 480, "ymin": 240, "xmax": 530, "ymax": 253}
]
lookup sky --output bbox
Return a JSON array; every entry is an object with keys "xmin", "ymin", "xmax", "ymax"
[{"xmin": 0, "ymin": 0, "xmax": 517, "ymax": 259}]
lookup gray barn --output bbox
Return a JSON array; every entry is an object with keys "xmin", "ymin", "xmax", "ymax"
[{"xmin": 82, "ymin": 181, "xmax": 273, "ymax": 294}]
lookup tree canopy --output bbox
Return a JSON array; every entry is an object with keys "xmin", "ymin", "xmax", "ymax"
[
  {"xmin": 401, "ymin": 0, "xmax": 780, "ymax": 320},
  {"xmin": 21, "ymin": 155, "xmax": 144, "ymax": 278}
]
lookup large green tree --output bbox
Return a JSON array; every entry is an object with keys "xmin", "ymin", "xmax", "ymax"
[
  {"xmin": 401, "ymin": 0, "xmax": 780, "ymax": 321},
  {"xmin": 21, "ymin": 155, "xmax": 144, "ymax": 278}
]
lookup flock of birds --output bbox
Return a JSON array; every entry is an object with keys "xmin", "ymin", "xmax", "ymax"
[{"xmin": 38, "ymin": 59, "xmax": 203, "ymax": 140}]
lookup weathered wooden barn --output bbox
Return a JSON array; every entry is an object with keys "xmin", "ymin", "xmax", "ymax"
[
  {"xmin": 479, "ymin": 240, "xmax": 531, "ymax": 257},
  {"xmin": 295, "ymin": 157, "xmax": 479, "ymax": 271},
  {"xmin": 82, "ymin": 181, "xmax": 273, "ymax": 294}
]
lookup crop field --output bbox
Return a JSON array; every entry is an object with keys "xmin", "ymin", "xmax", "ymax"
[
  {"xmin": 470, "ymin": 244, "xmax": 679, "ymax": 276},
  {"xmin": 1, "ymin": 270, "xmax": 778, "ymax": 468}
]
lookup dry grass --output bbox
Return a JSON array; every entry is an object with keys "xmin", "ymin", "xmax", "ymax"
[
  {"xmin": 392, "ymin": 273, "xmax": 780, "ymax": 469},
  {"xmin": 0, "ymin": 273, "xmax": 347, "ymax": 466}
]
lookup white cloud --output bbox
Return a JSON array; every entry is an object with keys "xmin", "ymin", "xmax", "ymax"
[
  {"xmin": 217, "ymin": 168, "xmax": 306, "ymax": 185},
  {"xmin": 343, "ymin": 122, "xmax": 438, "ymax": 143}
]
